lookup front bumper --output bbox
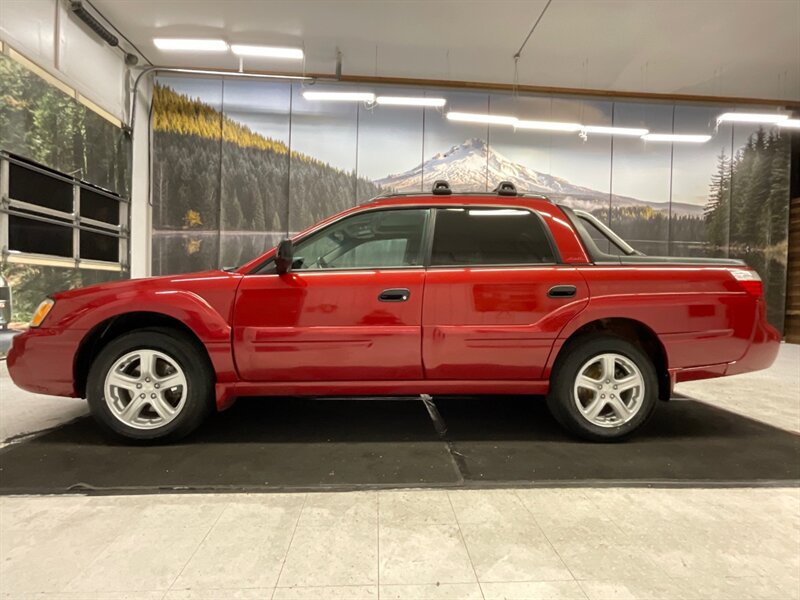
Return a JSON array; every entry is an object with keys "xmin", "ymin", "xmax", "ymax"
[{"xmin": 7, "ymin": 327, "xmax": 85, "ymax": 397}]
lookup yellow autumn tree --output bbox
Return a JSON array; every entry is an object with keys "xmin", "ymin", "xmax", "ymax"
[{"xmin": 184, "ymin": 209, "xmax": 202, "ymax": 228}]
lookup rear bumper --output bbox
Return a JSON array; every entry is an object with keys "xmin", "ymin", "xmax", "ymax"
[
  {"xmin": 670, "ymin": 316, "xmax": 781, "ymax": 384},
  {"xmin": 725, "ymin": 314, "xmax": 781, "ymax": 376},
  {"xmin": 7, "ymin": 327, "xmax": 84, "ymax": 397}
]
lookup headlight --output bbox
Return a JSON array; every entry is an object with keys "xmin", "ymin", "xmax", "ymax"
[{"xmin": 30, "ymin": 299, "xmax": 55, "ymax": 328}]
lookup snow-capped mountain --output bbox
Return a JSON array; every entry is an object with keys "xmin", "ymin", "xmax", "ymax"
[{"xmin": 374, "ymin": 138, "xmax": 704, "ymax": 217}]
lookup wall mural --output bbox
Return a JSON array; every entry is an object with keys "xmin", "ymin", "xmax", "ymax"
[
  {"xmin": 152, "ymin": 77, "xmax": 790, "ymax": 331},
  {"xmin": 0, "ymin": 54, "xmax": 129, "ymax": 324}
]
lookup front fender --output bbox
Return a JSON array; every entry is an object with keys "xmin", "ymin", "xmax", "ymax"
[{"xmin": 50, "ymin": 288, "xmax": 231, "ymax": 343}]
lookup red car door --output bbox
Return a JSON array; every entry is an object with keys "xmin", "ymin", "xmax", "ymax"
[
  {"xmin": 422, "ymin": 207, "xmax": 589, "ymax": 380},
  {"xmin": 233, "ymin": 208, "xmax": 430, "ymax": 382}
]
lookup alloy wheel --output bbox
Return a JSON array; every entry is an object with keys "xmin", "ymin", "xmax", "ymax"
[
  {"xmin": 104, "ymin": 349, "xmax": 188, "ymax": 430},
  {"xmin": 572, "ymin": 352, "xmax": 645, "ymax": 428}
]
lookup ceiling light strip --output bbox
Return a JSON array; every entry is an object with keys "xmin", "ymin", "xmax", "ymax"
[
  {"xmin": 153, "ymin": 38, "xmax": 229, "ymax": 52},
  {"xmin": 375, "ymin": 96, "xmax": 446, "ymax": 107},
  {"xmin": 717, "ymin": 112, "xmax": 789, "ymax": 124},
  {"xmin": 303, "ymin": 91, "xmax": 376, "ymax": 102},
  {"xmin": 642, "ymin": 133, "xmax": 711, "ymax": 143},
  {"xmin": 230, "ymin": 45, "xmax": 304, "ymax": 59},
  {"xmin": 583, "ymin": 125, "xmax": 649, "ymax": 136},
  {"xmin": 516, "ymin": 119, "xmax": 582, "ymax": 132},
  {"xmin": 446, "ymin": 112, "xmax": 517, "ymax": 125}
]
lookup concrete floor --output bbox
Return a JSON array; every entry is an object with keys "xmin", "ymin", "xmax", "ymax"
[{"xmin": 0, "ymin": 345, "xmax": 798, "ymax": 599}]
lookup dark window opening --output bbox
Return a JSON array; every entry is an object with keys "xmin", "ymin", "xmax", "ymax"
[
  {"xmin": 9, "ymin": 162, "xmax": 73, "ymax": 213},
  {"xmin": 80, "ymin": 229, "xmax": 119, "ymax": 262},
  {"xmin": 81, "ymin": 188, "xmax": 121, "ymax": 225},
  {"xmin": 9, "ymin": 215, "xmax": 73, "ymax": 257},
  {"xmin": 431, "ymin": 208, "xmax": 556, "ymax": 266}
]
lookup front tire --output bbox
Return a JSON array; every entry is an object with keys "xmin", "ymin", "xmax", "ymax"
[
  {"xmin": 546, "ymin": 335, "xmax": 658, "ymax": 441},
  {"xmin": 86, "ymin": 328, "xmax": 214, "ymax": 442}
]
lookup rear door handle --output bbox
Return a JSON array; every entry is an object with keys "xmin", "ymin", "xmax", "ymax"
[
  {"xmin": 548, "ymin": 285, "xmax": 577, "ymax": 298},
  {"xmin": 379, "ymin": 288, "xmax": 411, "ymax": 302}
]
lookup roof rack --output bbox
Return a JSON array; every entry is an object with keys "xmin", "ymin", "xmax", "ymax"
[
  {"xmin": 492, "ymin": 181, "xmax": 518, "ymax": 196},
  {"xmin": 366, "ymin": 182, "xmax": 550, "ymax": 204},
  {"xmin": 432, "ymin": 180, "xmax": 452, "ymax": 195}
]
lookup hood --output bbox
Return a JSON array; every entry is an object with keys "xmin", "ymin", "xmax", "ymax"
[{"xmin": 51, "ymin": 270, "xmax": 237, "ymax": 302}]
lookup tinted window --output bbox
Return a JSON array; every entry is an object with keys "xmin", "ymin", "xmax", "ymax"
[
  {"xmin": 292, "ymin": 209, "xmax": 428, "ymax": 270},
  {"xmin": 577, "ymin": 216, "xmax": 625, "ymax": 256},
  {"xmin": 431, "ymin": 208, "xmax": 555, "ymax": 266}
]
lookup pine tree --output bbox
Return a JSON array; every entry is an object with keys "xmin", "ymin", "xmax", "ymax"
[
  {"xmin": 704, "ymin": 150, "xmax": 731, "ymax": 250},
  {"xmin": 766, "ymin": 132, "xmax": 790, "ymax": 247}
]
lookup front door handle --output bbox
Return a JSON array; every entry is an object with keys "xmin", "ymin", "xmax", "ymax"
[
  {"xmin": 548, "ymin": 285, "xmax": 577, "ymax": 298},
  {"xmin": 379, "ymin": 288, "xmax": 411, "ymax": 302}
]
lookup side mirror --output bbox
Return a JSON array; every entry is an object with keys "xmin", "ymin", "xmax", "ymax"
[{"xmin": 275, "ymin": 239, "xmax": 294, "ymax": 275}]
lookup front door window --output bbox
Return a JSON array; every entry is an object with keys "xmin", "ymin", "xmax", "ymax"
[{"xmin": 292, "ymin": 209, "xmax": 428, "ymax": 270}]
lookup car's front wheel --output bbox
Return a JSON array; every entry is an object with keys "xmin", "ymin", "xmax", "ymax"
[
  {"xmin": 546, "ymin": 335, "xmax": 658, "ymax": 441},
  {"xmin": 86, "ymin": 328, "xmax": 214, "ymax": 442}
]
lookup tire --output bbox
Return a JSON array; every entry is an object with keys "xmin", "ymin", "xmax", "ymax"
[
  {"xmin": 86, "ymin": 327, "xmax": 214, "ymax": 442},
  {"xmin": 546, "ymin": 334, "xmax": 658, "ymax": 442}
]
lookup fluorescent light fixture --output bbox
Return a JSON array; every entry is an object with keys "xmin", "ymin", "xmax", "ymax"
[
  {"xmin": 778, "ymin": 119, "xmax": 800, "ymax": 129},
  {"xmin": 717, "ymin": 112, "xmax": 789, "ymax": 124},
  {"xmin": 446, "ymin": 112, "xmax": 518, "ymax": 125},
  {"xmin": 375, "ymin": 96, "xmax": 446, "ymax": 107},
  {"xmin": 230, "ymin": 44, "xmax": 303, "ymax": 59},
  {"xmin": 583, "ymin": 125, "xmax": 649, "ymax": 136},
  {"xmin": 153, "ymin": 38, "xmax": 228, "ymax": 52},
  {"xmin": 302, "ymin": 91, "xmax": 375, "ymax": 102},
  {"xmin": 515, "ymin": 119, "xmax": 582, "ymax": 132},
  {"xmin": 642, "ymin": 133, "xmax": 711, "ymax": 143}
]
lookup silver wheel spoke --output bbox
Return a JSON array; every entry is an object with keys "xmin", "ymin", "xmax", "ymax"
[
  {"xmin": 157, "ymin": 373, "xmax": 184, "ymax": 390},
  {"xmin": 149, "ymin": 394, "xmax": 177, "ymax": 419},
  {"xmin": 616, "ymin": 374, "xmax": 642, "ymax": 393},
  {"xmin": 602, "ymin": 355, "xmax": 616, "ymax": 380},
  {"xmin": 607, "ymin": 396, "xmax": 631, "ymax": 420},
  {"xmin": 119, "ymin": 396, "xmax": 147, "ymax": 422},
  {"xmin": 577, "ymin": 375, "xmax": 601, "ymax": 390},
  {"xmin": 139, "ymin": 350, "xmax": 158, "ymax": 379},
  {"xmin": 583, "ymin": 396, "xmax": 607, "ymax": 420},
  {"xmin": 106, "ymin": 371, "xmax": 140, "ymax": 392}
]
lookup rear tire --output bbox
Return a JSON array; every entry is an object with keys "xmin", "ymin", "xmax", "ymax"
[
  {"xmin": 546, "ymin": 334, "xmax": 658, "ymax": 441},
  {"xmin": 86, "ymin": 327, "xmax": 214, "ymax": 442}
]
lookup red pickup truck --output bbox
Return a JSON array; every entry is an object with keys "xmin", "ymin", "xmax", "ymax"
[{"xmin": 7, "ymin": 181, "xmax": 780, "ymax": 442}]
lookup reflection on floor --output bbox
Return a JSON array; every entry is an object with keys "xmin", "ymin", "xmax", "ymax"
[{"xmin": 0, "ymin": 345, "xmax": 798, "ymax": 599}]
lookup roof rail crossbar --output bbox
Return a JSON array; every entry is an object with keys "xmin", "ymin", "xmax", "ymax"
[
  {"xmin": 493, "ymin": 181, "xmax": 518, "ymax": 196},
  {"xmin": 432, "ymin": 180, "xmax": 452, "ymax": 195}
]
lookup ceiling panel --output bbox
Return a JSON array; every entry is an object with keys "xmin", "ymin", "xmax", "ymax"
[{"xmin": 91, "ymin": 0, "xmax": 800, "ymax": 101}]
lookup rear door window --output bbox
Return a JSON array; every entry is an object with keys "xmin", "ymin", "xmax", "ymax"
[{"xmin": 430, "ymin": 208, "xmax": 556, "ymax": 266}]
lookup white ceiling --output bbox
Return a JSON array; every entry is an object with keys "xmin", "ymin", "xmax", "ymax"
[{"xmin": 93, "ymin": 0, "xmax": 800, "ymax": 102}]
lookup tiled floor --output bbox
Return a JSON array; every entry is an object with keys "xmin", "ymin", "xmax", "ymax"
[
  {"xmin": 0, "ymin": 487, "xmax": 798, "ymax": 599},
  {"xmin": 0, "ymin": 344, "xmax": 798, "ymax": 599}
]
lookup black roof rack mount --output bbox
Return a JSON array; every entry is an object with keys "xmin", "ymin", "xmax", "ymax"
[
  {"xmin": 432, "ymin": 180, "xmax": 452, "ymax": 195},
  {"xmin": 493, "ymin": 181, "xmax": 518, "ymax": 196}
]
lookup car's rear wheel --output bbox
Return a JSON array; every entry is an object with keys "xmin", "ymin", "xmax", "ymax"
[
  {"xmin": 546, "ymin": 335, "xmax": 658, "ymax": 441},
  {"xmin": 86, "ymin": 328, "xmax": 214, "ymax": 442}
]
